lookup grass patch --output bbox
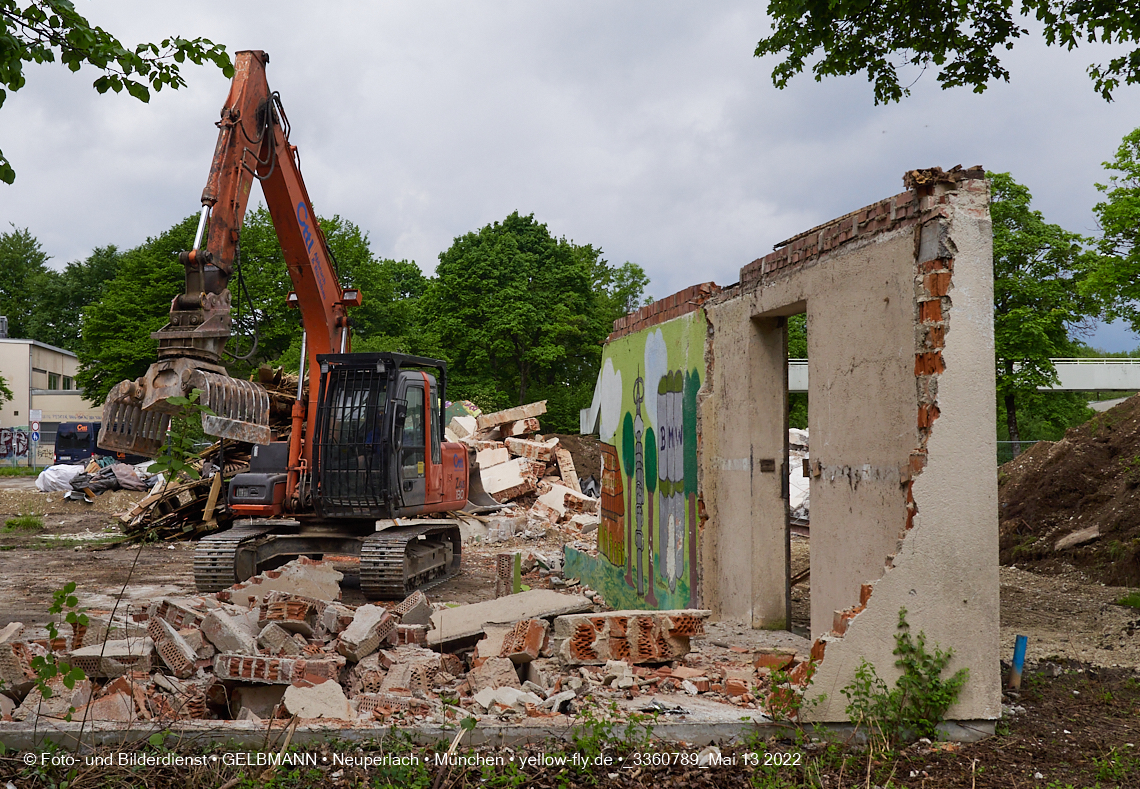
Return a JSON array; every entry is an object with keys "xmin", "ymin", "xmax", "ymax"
[
  {"xmin": 1115, "ymin": 590, "xmax": 1140, "ymax": 609},
  {"xmin": 0, "ymin": 467, "xmax": 38, "ymax": 477},
  {"xmin": 2, "ymin": 515, "xmax": 44, "ymax": 533}
]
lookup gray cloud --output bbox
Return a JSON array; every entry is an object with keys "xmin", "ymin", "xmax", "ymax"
[{"xmin": 1, "ymin": 2, "xmax": 1138, "ymax": 346}]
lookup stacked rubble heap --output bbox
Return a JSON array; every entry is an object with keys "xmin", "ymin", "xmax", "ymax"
[
  {"xmin": 0, "ymin": 557, "xmax": 823, "ymax": 726},
  {"xmin": 448, "ymin": 400, "xmax": 602, "ymax": 538}
]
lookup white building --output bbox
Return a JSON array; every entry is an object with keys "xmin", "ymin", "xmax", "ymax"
[{"xmin": 0, "ymin": 336, "xmax": 100, "ymax": 466}]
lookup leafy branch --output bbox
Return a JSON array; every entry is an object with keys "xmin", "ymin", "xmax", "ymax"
[
  {"xmin": 28, "ymin": 581, "xmax": 88, "ymax": 721},
  {"xmin": 0, "ymin": 0, "xmax": 234, "ymax": 182}
]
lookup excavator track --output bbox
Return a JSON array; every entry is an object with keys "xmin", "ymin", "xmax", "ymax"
[
  {"xmin": 359, "ymin": 520, "xmax": 462, "ymax": 600},
  {"xmin": 192, "ymin": 521, "xmax": 278, "ymax": 592}
]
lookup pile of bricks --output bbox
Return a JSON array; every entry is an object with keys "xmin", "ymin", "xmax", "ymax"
[
  {"xmin": 0, "ymin": 557, "xmax": 807, "ymax": 727},
  {"xmin": 448, "ymin": 400, "xmax": 600, "ymax": 533}
]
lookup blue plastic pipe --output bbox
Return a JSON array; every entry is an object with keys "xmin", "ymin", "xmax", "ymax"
[{"xmin": 1008, "ymin": 634, "xmax": 1028, "ymax": 689}]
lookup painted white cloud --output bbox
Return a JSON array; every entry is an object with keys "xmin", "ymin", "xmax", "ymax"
[
  {"xmin": 643, "ymin": 328, "xmax": 668, "ymax": 431},
  {"xmin": 598, "ymin": 358, "xmax": 623, "ymax": 442}
]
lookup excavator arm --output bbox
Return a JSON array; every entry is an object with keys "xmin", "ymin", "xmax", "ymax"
[{"xmin": 99, "ymin": 50, "xmax": 359, "ymax": 505}]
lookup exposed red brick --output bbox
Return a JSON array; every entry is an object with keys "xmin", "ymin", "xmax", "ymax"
[
  {"xmin": 919, "ymin": 299, "xmax": 943, "ymax": 323},
  {"xmin": 914, "ymin": 352, "xmax": 945, "ymax": 375},
  {"xmin": 860, "ymin": 584, "xmax": 874, "ymax": 606},
  {"xmin": 924, "ymin": 272, "xmax": 952, "ymax": 297},
  {"xmin": 725, "ymin": 678, "xmax": 748, "ymax": 697}
]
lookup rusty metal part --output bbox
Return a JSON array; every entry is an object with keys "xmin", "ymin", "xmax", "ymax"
[
  {"xmin": 98, "ymin": 379, "xmax": 171, "ymax": 457},
  {"xmin": 135, "ymin": 357, "xmax": 228, "ymax": 415},
  {"xmin": 187, "ymin": 369, "xmax": 272, "ymax": 444}
]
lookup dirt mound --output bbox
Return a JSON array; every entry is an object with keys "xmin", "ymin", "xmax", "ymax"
[{"xmin": 999, "ymin": 395, "xmax": 1140, "ymax": 586}]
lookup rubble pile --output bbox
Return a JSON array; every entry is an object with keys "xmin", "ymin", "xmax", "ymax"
[
  {"xmin": 0, "ymin": 558, "xmax": 815, "ymax": 727},
  {"xmin": 449, "ymin": 400, "xmax": 601, "ymax": 539}
]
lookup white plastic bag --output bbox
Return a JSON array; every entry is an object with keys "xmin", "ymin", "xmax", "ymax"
[{"xmin": 35, "ymin": 464, "xmax": 85, "ymax": 492}]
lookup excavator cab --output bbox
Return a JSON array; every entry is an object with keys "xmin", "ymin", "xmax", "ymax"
[{"xmin": 312, "ymin": 352, "xmax": 468, "ymax": 519}]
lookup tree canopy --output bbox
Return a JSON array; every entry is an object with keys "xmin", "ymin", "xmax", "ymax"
[
  {"xmin": 755, "ymin": 0, "xmax": 1140, "ymax": 104},
  {"xmin": 0, "ymin": 0, "xmax": 232, "ymax": 183},
  {"xmin": 418, "ymin": 211, "xmax": 648, "ymax": 431},
  {"xmin": 0, "ymin": 224, "xmax": 48, "ymax": 339},
  {"xmin": 991, "ymin": 171, "xmax": 1096, "ymax": 454},
  {"xmin": 1088, "ymin": 127, "xmax": 1140, "ymax": 332}
]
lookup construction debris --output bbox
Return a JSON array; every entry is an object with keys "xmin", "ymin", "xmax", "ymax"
[{"xmin": 0, "ymin": 556, "xmax": 819, "ymax": 728}]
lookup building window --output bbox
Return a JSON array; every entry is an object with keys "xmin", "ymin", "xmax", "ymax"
[
  {"xmin": 48, "ymin": 373, "xmax": 60, "ymax": 390},
  {"xmin": 62, "ymin": 376, "xmax": 72, "ymax": 391}
]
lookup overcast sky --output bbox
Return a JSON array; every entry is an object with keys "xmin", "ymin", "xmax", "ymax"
[{"xmin": 2, "ymin": 2, "xmax": 1139, "ymax": 350}]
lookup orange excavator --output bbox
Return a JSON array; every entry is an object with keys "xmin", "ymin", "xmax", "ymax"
[{"xmin": 98, "ymin": 50, "xmax": 487, "ymax": 598}]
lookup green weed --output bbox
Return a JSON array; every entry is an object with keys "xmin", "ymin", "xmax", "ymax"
[
  {"xmin": 2, "ymin": 515, "xmax": 43, "ymax": 533},
  {"xmin": 1115, "ymin": 590, "xmax": 1140, "ymax": 609},
  {"xmin": 841, "ymin": 608, "xmax": 969, "ymax": 747}
]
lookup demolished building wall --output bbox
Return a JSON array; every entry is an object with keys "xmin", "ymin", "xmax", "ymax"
[
  {"xmin": 565, "ymin": 285, "xmax": 719, "ymax": 610},
  {"xmin": 707, "ymin": 166, "xmax": 998, "ymax": 721},
  {"xmin": 576, "ymin": 166, "xmax": 999, "ymax": 723}
]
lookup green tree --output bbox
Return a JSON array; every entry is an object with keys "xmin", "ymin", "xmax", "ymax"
[
  {"xmin": 0, "ymin": 224, "xmax": 49, "ymax": 338},
  {"xmin": 991, "ymin": 172, "xmax": 1096, "ymax": 456},
  {"xmin": 0, "ymin": 372, "xmax": 12, "ymax": 404},
  {"xmin": 754, "ymin": 0, "xmax": 1140, "ymax": 103},
  {"xmin": 0, "ymin": 0, "xmax": 232, "ymax": 183},
  {"xmin": 25, "ymin": 245, "xmax": 120, "ymax": 351},
  {"xmin": 420, "ymin": 212, "xmax": 647, "ymax": 432},
  {"xmin": 1089, "ymin": 127, "xmax": 1140, "ymax": 333},
  {"xmin": 75, "ymin": 214, "xmax": 196, "ymax": 403}
]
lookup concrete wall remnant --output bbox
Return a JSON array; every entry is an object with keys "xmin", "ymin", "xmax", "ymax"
[{"xmin": 573, "ymin": 165, "xmax": 999, "ymax": 723}]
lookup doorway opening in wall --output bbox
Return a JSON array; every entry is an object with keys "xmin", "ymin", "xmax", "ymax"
[{"xmin": 787, "ymin": 312, "xmax": 811, "ymax": 638}]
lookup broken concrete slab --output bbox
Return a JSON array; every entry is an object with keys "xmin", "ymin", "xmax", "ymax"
[
  {"xmin": 476, "ymin": 401, "xmax": 547, "ymax": 431},
  {"xmin": 479, "ymin": 458, "xmax": 538, "ymax": 500},
  {"xmin": 554, "ymin": 448, "xmax": 581, "ymax": 493},
  {"xmin": 390, "ymin": 590, "xmax": 432, "ymax": 627},
  {"xmin": 427, "ymin": 589, "xmax": 592, "ymax": 648},
  {"xmin": 468, "ymin": 657, "xmax": 521, "ymax": 693},
  {"xmin": 501, "ymin": 417, "xmax": 541, "ymax": 437},
  {"xmin": 68, "ymin": 638, "xmax": 154, "ymax": 678},
  {"xmin": 551, "ymin": 610, "xmax": 711, "ymax": 665},
  {"xmin": 0, "ymin": 623, "xmax": 24, "ymax": 644},
  {"xmin": 448, "ymin": 415, "xmax": 477, "ymax": 439},
  {"xmin": 505, "ymin": 437, "xmax": 557, "ymax": 462},
  {"xmin": 79, "ymin": 691, "xmax": 136, "ymax": 723},
  {"xmin": 476, "ymin": 446, "xmax": 510, "ymax": 468},
  {"xmin": 473, "ymin": 624, "xmax": 514, "ymax": 666},
  {"xmin": 283, "ymin": 680, "xmax": 352, "ymax": 719},
  {"xmin": 201, "ymin": 610, "xmax": 259, "ymax": 656},
  {"xmin": 217, "ymin": 557, "xmax": 342, "ymax": 608},
  {"xmin": 337, "ymin": 605, "xmax": 395, "ymax": 662}
]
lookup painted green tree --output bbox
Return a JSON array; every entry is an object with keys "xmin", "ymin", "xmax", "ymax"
[
  {"xmin": 644, "ymin": 426, "xmax": 658, "ymax": 605},
  {"xmin": 755, "ymin": 0, "xmax": 1140, "ymax": 103},
  {"xmin": 0, "ymin": 0, "xmax": 232, "ymax": 183}
]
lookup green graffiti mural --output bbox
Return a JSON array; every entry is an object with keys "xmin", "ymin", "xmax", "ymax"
[{"xmin": 573, "ymin": 310, "xmax": 706, "ymax": 611}]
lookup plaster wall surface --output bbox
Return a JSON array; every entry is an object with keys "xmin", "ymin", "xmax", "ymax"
[
  {"xmin": 700, "ymin": 303, "xmax": 787, "ymax": 627},
  {"xmin": 702, "ymin": 170, "xmax": 999, "ymax": 722},
  {"xmin": 807, "ymin": 181, "xmax": 1000, "ymax": 721}
]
